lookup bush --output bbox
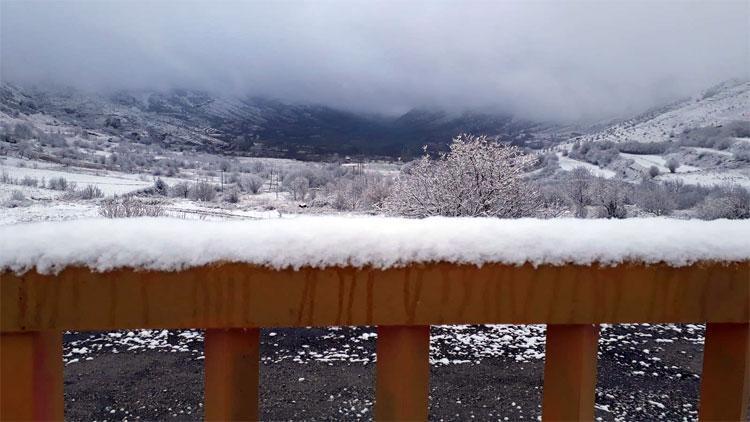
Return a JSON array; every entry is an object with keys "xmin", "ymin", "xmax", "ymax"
[
  {"xmin": 695, "ymin": 185, "xmax": 750, "ymax": 220},
  {"xmin": 224, "ymin": 187, "xmax": 241, "ymax": 203},
  {"xmin": 616, "ymin": 141, "xmax": 672, "ymax": 155},
  {"xmin": 170, "ymin": 181, "xmax": 191, "ymax": 198},
  {"xmin": 99, "ymin": 196, "xmax": 165, "ymax": 218},
  {"xmin": 588, "ymin": 178, "xmax": 627, "ymax": 219},
  {"xmin": 666, "ymin": 157, "xmax": 680, "ymax": 173},
  {"xmin": 3, "ymin": 190, "xmax": 29, "ymax": 208},
  {"xmin": 80, "ymin": 185, "xmax": 104, "ymax": 200},
  {"xmin": 241, "ymin": 174, "xmax": 264, "ymax": 194},
  {"xmin": 648, "ymin": 166, "xmax": 660, "ymax": 178},
  {"xmin": 190, "ymin": 181, "xmax": 217, "ymax": 202},
  {"xmin": 20, "ymin": 176, "xmax": 38, "ymax": 187},
  {"xmin": 561, "ymin": 167, "xmax": 593, "ymax": 218},
  {"xmin": 636, "ymin": 180, "xmax": 674, "ymax": 216},
  {"xmin": 289, "ymin": 176, "xmax": 310, "ymax": 201},
  {"xmin": 384, "ymin": 134, "xmax": 541, "ymax": 218},
  {"xmin": 10, "ymin": 189, "xmax": 25, "ymax": 201},
  {"xmin": 153, "ymin": 178, "xmax": 169, "ymax": 196},
  {"xmin": 48, "ymin": 177, "xmax": 69, "ymax": 191}
]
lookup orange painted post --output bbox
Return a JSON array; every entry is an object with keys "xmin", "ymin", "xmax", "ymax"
[
  {"xmin": 375, "ymin": 325, "xmax": 430, "ymax": 421},
  {"xmin": 204, "ymin": 328, "xmax": 260, "ymax": 421},
  {"xmin": 0, "ymin": 331, "xmax": 64, "ymax": 421},
  {"xmin": 699, "ymin": 322, "xmax": 749, "ymax": 421},
  {"xmin": 542, "ymin": 324, "xmax": 599, "ymax": 421}
]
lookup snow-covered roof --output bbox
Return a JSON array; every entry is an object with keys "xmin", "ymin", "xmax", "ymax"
[{"xmin": 1, "ymin": 217, "xmax": 749, "ymax": 275}]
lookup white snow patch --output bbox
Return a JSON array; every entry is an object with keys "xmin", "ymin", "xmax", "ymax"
[{"xmin": 1, "ymin": 216, "xmax": 748, "ymax": 274}]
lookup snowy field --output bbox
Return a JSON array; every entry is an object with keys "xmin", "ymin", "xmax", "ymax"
[
  {"xmin": 556, "ymin": 153, "xmax": 616, "ymax": 178},
  {"xmin": 619, "ymin": 153, "xmax": 699, "ymax": 174},
  {"xmin": 576, "ymin": 81, "xmax": 750, "ymax": 145}
]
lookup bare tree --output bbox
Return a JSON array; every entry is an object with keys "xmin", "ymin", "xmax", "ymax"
[
  {"xmin": 383, "ymin": 134, "xmax": 541, "ymax": 217},
  {"xmin": 290, "ymin": 176, "xmax": 310, "ymax": 201},
  {"xmin": 588, "ymin": 178, "xmax": 627, "ymax": 219},
  {"xmin": 190, "ymin": 181, "xmax": 217, "ymax": 202},
  {"xmin": 561, "ymin": 167, "xmax": 592, "ymax": 218},
  {"xmin": 170, "ymin": 181, "xmax": 191, "ymax": 198},
  {"xmin": 241, "ymin": 174, "xmax": 264, "ymax": 194}
]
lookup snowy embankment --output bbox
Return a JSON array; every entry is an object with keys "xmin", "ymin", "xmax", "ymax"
[{"xmin": 1, "ymin": 217, "xmax": 749, "ymax": 275}]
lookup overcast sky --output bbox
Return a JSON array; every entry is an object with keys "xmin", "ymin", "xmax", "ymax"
[{"xmin": 1, "ymin": 1, "xmax": 748, "ymax": 121}]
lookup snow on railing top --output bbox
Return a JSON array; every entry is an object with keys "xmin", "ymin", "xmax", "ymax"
[{"xmin": 1, "ymin": 217, "xmax": 749, "ymax": 274}]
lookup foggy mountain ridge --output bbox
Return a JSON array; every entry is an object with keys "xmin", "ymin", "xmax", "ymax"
[
  {"xmin": 0, "ymin": 83, "xmax": 547, "ymax": 158},
  {"xmin": 1, "ymin": 79, "xmax": 747, "ymax": 159}
]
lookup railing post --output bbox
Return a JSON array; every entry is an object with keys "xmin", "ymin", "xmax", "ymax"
[
  {"xmin": 376, "ymin": 325, "xmax": 430, "ymax": 421},
  {"xmin": 0, "ymin": 331, "xmax": 64, "ymax": 421},
  {"xmin": 699, "ymin": 322, "xmax": 749, "ymax": 421},
  {"xmin": 204, "ymin": 328, "xmax": 260, "ymax": 421},
  {"xmin": 542, "ymin": 324, "xmax": 599, "ymax": 421}
]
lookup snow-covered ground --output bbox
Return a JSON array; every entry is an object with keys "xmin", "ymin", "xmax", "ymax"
[
  {"xmin": 619, "ymin": 153, "xmax": 699, "ymax": 173},
  {"xmin": 556, "ymin": 153, "xmax": 616, "ymax": 178},
  {"xmin": 658, "ymin": 170, "xmax": 750, "ymax": 188},
  {"xmin": 576, "ymin": 81, "xmax": 749, "ymax": 145}
]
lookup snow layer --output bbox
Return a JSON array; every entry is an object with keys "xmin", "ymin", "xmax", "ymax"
[{"xmin": 1, "ymin": 217, "xmax": 749, "ymax": 274}]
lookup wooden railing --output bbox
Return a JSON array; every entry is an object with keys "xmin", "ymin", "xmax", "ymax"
[{"xmin": 1, "ymin": 261, "xmax": 748, "ymax": 421}]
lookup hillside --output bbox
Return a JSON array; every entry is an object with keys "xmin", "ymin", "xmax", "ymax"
[
  {"xmin": 572, "ymin": 80, "xmax": 749, "ymax": 145},
  {"xmin": 0, "ymin": 84, "xmax": 541, "ymax": 159}
]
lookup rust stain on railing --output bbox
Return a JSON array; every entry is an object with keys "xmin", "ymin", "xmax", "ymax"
[{"xmin": 1, "ymin": 261, "xmax": 748, "ymax": 421}]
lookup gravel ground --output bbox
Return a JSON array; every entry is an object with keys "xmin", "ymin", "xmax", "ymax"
[{"xmin": 62, "ymin": 324, "xmax": 735, "ymax": 421}]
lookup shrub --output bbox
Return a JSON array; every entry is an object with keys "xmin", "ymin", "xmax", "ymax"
[
  {"xmin": 695, "ymin": 185, "xmax": 750, "ymax": 220},
  {"xmin": 10, "ymin": 189, "xmax": 25, "ymax": 201},
  {"xmin": 99, "ymin": 196, "xmax": 165, "ymax": 218},
  {"xmin": 561, "ymin": 167, "xmax": 592, "ymax": 218},
  {"xmin": 588, "ymin": 178, "xmax": 627, "ymax": 219},
  {"xmin": 289, "ymin": 176, "xmax": 310, "ymax": 201},
  {"xmin": 4, "ymin": 190, "xmax": 29, "ymax": 208},
  {"xmin": 190, "ymin": 181, "xmax": 217, "ymax": 202},
  {"xmin": 20, "ymin": 176, "xmax": 38, "ymax": 187},
  {"xmin": 153, "ymin": 178, "xmax": 169, "ymax": 196},
  {"xmin": 383, "ymin": 134, "xmax": 541, "ymax": 218},
  {"xmin": 666, "ymin": 157, "xmax": 680, "ymax": 173},
  {"xmin": 224, "ymin": 187, "xmax": 241, "ymax": 203},
  {"xmin": 170, "ymin": 181, "xmax": 191, "ymax": 198},
  {"xmin": 648, "ymin": 166, "xmax": 660, "ymax": 178},
  {"xmin": 636, "ymin": 180, "xmax": 674, "ymax": 216},
  {"xmin": 48, "ymin": 177, "xmax": 70, "ymax": 191},
  {"xmin": 241, "ymin": 174, "xmax": 264, "ymax": 194}
]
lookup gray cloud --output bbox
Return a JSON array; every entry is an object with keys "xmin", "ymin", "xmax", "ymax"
[{"xmin": 2, "ymin": 0, "xmax": 748, "ymax": 121}]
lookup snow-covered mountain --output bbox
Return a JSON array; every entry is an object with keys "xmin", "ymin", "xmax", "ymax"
[
  {"xmin": 571, "ymin": 80, "xmax": 749, "ymax": 145},
  {"xmin": 0, "ymin": 84, "xmax": 543, "ymax": 159}
]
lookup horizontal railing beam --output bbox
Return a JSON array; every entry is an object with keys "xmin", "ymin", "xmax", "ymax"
[{"xmin": 2, "ymin": 262, "xmax": 748, "ymax": 332}]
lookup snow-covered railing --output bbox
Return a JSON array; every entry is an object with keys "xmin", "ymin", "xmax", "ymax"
[{"xmin": 0, "ymin": 217, "xmax": 748, "ymax": 421}]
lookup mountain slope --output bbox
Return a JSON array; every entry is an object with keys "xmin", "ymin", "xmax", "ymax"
[
  {"xmin": 1, "ymin": 84, "xmax": 542, "ymax": 158},
  {"xmin": 574, "ymin": 80, "xmax": 749, "ymax": 144}
]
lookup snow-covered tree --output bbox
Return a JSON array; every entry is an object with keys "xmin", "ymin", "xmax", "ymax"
[
  {"xmin": 383, "ymin": 134, "xmax": 541, "ymax": 218},
  {"xmin": 562, "ymin": 167, "xmax": 593, "ymax": 218},
  {"xmin": 666, "ymin": 157, "xmax": 680, "ymax": 173},
  {"xmin": 588, "ymin": 178, "xmax": 627, "ymax": 219},
  {"xmin": 290, "ymin": 176, "xmax": 310, "ymax": 201}
]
